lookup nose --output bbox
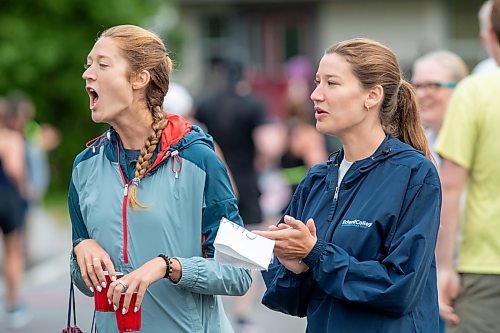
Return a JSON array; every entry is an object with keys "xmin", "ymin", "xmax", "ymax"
[
  {"xmin": 310, "ymin": 85, "xmax": 323, "ymax": 102},
  {"xmin": 82, "ymin": 65, "xmax": 95, "ymax": 81}
]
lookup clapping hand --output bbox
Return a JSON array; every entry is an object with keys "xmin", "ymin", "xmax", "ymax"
[{"xmin": 253, "ymin": 215, "xmax": 317, "ymax": 274}]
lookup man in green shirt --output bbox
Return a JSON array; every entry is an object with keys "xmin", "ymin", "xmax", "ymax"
[{"xmin": 435, "ymin": 1, "xmax": 500, "ymax": 332}]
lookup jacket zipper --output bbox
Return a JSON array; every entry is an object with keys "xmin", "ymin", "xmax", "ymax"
[
  {"xmin": 116, "ymin": 141, "xmax": 175, "ymax": 265},
  {"xmin": 334, "ymin": 186, "xmax": 340, "ymax": 201},
  {"xmin": 116, "ymin": 142, "xmax": 132, "ymax": 264},
  {"xmin": 121, "ymin": 181, "xmax": 132, "ymax": 264}
]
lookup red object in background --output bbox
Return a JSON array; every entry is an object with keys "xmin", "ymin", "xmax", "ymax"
[{"xmin": 250, "ymin": 76, "xmax": 288, "ymax": 120}]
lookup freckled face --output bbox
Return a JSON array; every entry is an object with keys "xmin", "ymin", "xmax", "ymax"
[
  {"xmin": 82, "ymin": 37, "xmax": 134, "ymax": 124},
  {"xmin": 310, "ymin": 53, "xmax": 370, "ymax": 137}
]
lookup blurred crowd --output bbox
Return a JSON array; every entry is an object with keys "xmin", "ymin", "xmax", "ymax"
[{"xmin": 0, "ymin": 92, "xmax": 60, "ymax": 329}]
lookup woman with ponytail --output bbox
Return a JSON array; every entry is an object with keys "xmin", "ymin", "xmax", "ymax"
[
  {"xmin": 70, "ymin": 25, "xmax": 251, "ymax": 332},
  {"xmin": 254, "ymin": 38, "xmax": 441, "ymax": 332}
]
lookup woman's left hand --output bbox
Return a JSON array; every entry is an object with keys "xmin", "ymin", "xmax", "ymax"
[
  {"xmin": 253, "ymin": 215, "xmax": 317, "ymax": 260},
  {"xmin": 278, "ymin": 257, "xmax": 309, "ymax": 274},
  {"xmin": 107, "ymin": 257, "xmax": 166, "ymax": 315}
]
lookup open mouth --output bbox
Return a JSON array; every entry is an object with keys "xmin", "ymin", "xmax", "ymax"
[
  {"xmin": 86, "ymin": 87, "xmax": 99, "ymax": 110},
  {"xmin": 315, "ymin": 107, "xmax": 328, "ymax": 115}
]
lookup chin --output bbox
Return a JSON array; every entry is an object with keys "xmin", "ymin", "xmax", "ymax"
[
  {"xmin": 315, "ymin": 121, "xmax": 331, "ymax": 135},
  {"xmin": 91, "ymin": 111, "xmax": 106, "ymax": 124},
  {"xmin": 317, "ymin": 122, "xmax": 343, "ymax": 138}
]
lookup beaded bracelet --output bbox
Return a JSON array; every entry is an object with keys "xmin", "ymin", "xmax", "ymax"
[{"xmin": 158, "ymin": 254, "xmax": 173, "ymax": 280}]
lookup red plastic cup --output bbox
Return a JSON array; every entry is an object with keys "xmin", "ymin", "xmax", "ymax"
[
  {"xmin": 94, "ymin": 271, "xmax": 123, "ymax": 312},
  {"xmin": 115, "ymin": 292, "xmax": 141, "ymax": 332}
]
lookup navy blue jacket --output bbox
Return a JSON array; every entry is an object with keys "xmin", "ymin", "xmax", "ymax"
[{"xmin": 262, "ymin": 136, "xmax": 441, "ymax": 333}]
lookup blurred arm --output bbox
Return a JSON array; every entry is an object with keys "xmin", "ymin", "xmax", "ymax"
[{"xmin": 436, "ymin": 159, "xmax": 468, "ymax": 271}]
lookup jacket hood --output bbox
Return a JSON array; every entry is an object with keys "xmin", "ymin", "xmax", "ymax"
[
  {"xmin": 87, "ymin": 113, "xmax": 214, "ymax": 171},
  {"xmin": 327, "ymin": 135, "xmax": 424, "ymax": 187},
  {"xmin": 167, "ymin": 115, "xmax": 214, "ymax": 153},
  {"xmin": 330, "ymin": 135, "xmax": 420, "ymax": 168}
]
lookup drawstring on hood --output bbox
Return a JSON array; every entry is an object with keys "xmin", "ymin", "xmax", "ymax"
[{"xmin": 86, "ymin": 131, "xmax": 110, "ymax": 153}]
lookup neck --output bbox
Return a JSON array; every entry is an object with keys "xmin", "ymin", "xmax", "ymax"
[
  {"xmin": 340, "ymin": 126, "xmax": 386, "ymax": 162},
  {"xmin": 112, "ymin": 107, "xmax": 154, "ymax": 150}
]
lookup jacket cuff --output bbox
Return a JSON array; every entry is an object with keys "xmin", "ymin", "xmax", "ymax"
[
  {"xmin": 303, "ymin": 239, "xmax": 326, "ymax": 268},
  {"xmin": 174, "ymin": 257, "xmax": 199, "ymax": 289}
]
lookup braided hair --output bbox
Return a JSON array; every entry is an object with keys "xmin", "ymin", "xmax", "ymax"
[{"xmin": 100, "ymin": 25, "xmax": 173, "ymax": 210}]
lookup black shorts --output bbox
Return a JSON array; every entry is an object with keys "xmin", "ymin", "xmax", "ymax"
[{"xmin": 0, "ymin": 188, "xmax": 26, "ymax": 235}]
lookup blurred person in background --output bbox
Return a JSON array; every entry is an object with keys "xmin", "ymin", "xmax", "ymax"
[
  {"xmin": 0, "ymin": 97, "xmax": 31, "ymax": 329},
  {"xmin": 435, "ymin": 1, "xmax": 500, "ymax": 332},
  {"xmin": 194, "ymin": 59, "xmax": 267, "ymax": 332},
  {"xmin": 8, "ymin": 92, "xmax": 60, "ymax": 206},
  {"xmin": 412, "ymin": 50, "xmax": 469, "ymax": 165},
  {"xmin": 163, "ymin": 82, "xmax": 238, "ymax": 197},
  {"xmin": 7, "ymin": 92, "xmax": 61, "ymax": 269},
  {"xmin": 254, "ymin": 38, "xmax": 441, "ymax": 333},
  {"xmin": 280, "ymin": 56, "xmax": 329, "ymax": 204},
  {"xmin": 195, "ymin": 59, "xmax": 266, "ymax": 226},
  {"xmin": 473, "ymin": 0, "xmax": 498, "ymax": 74},
  {"xmin": 412, "ymin": 50, "xmax": 468, "ymax": 333},
  {"xmin": 72, "ymin": 25, "xmax": 251, "ymax": 332}
]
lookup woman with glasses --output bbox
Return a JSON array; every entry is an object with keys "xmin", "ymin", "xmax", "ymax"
[{"xmin": 411, "ymin": 51, "xmax": 469, "ymax": 165}]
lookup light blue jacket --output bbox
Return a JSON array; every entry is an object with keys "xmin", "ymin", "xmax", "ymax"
[{"xmin": 69, "ymin": 114, "xmax": 252, "ymax": 332}]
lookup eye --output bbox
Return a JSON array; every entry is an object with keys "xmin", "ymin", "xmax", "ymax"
[
  {"xmin": 99, "ymin": 63, "xmax": 109, "ymax": 69},
  {"xmin": 327, "ymin": 81, "xmax": 338, "ymax": 86}
]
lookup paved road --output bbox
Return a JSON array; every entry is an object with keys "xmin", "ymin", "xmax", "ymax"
[{"xmin": 0, "ymin": 209, "xmax": 306, "ymax": 332}]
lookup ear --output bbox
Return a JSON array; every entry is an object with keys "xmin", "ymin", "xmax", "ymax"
[
  {"xmin": 364, "ymin": 84, "xmax": 383, "ymax": 111},
  {"xmin": 131, "ymin": 70, "xmax": 151, "ymax": 90}
]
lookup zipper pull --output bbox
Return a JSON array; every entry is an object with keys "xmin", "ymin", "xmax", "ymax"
[
  {"xmin": 334, "ymin": 186, "xmax": 340, "ymax": 201},
  {"xmin": 123, "ymin": 184, "xmax": 129, "ymax": 196}
]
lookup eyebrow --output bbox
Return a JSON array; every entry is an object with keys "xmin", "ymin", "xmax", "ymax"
[
  {"xmin": 316, "ymin": 74, "xmax": 342, "ymax": 79},
  {"xmin": 86, "ymin": 55, "xmax": 112, "ymax": 62}
]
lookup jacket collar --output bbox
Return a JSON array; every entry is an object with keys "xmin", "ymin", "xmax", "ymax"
[
  {"xmin": 326, "ymin": 135, "xmax": 419, "ymax": 188},
  {"xmin": 102, "ymin": 114, "xmax": 194, "ymax": 174}
]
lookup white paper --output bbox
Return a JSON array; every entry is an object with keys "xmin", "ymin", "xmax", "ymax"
[{"xmin": 214, "ymin": 218, "xmax": 275, "ymax": 270}]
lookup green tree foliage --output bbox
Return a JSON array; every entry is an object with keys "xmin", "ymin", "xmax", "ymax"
[{"xmin": 0, "ymin": 0, "xmax": 162, "ymax": 192}]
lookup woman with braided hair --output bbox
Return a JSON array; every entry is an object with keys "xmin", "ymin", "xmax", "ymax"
[{"xmin": 70, "ymin": 25, "xmax": 251, "ymax": 332}]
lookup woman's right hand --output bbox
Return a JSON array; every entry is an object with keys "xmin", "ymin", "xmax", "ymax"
[
  {"xmin": 73, "ymin": 239, "xmax": 117, "ymax": 293},
  {"xmin": 266, "ymin": 223, "xmax": 309, "ymax": 274}
]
